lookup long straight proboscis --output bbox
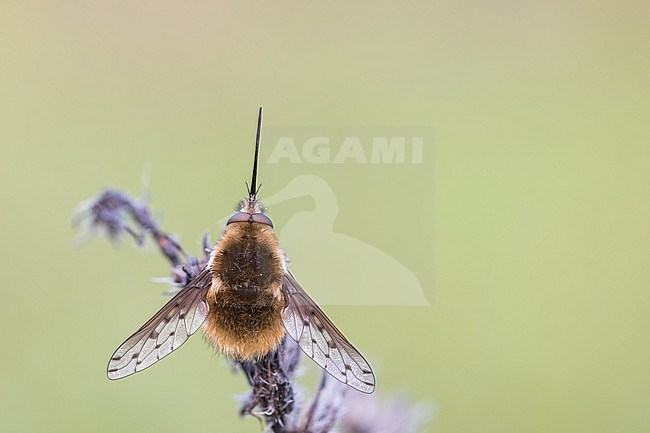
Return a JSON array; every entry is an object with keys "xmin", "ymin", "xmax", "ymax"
[{"xmin": 249, "ymin": 107, "xmax": 262, "ymax": 197}]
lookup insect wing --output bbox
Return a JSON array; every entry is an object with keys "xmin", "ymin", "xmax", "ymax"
[
  {"xmin": 107, "ymin": 268, "xmax": 212, "ymax": 380},
  {"xmin": 281, "ymin": 272, "xmax": 376, "ymax": 393}
]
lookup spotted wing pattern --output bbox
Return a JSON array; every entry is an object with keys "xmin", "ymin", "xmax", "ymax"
[
  {"xmin": 280, "ymin": 272, "xmax": 376, "ymax": 393},
  {"xmin": 107, "ymin": 268, "xmax": 212, "ymax": 380}
]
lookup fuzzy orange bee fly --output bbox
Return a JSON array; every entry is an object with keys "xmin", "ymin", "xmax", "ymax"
[{"xmin": 107, "ymin": 108, "xmax": 375, "ymax": 393}]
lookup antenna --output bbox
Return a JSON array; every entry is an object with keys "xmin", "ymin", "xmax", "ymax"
[{"xmin": 250, "ymin": 107, "xmax": 262, "ymax": 197}]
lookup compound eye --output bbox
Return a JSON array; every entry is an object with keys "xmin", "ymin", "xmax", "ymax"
[
  {"xmin": 226, "ymin": 212, "xmax": 274, "ymax": 228},
  {"xmin": 226, "ymin": 212, "xmax": 251, "ymax": 225},
  {"xmin": 251, "ymin": 213, "xmax": 273, "ymax": 228}
]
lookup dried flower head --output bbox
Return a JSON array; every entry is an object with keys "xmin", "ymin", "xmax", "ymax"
[{"xmin": 73, "ymin": 189, "xmax": 185, "ymax": 266}]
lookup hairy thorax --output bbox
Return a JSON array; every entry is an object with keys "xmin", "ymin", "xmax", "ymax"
[{"xmin": 203, "ymin": 223, "xmax": 286, "ymax": 360}]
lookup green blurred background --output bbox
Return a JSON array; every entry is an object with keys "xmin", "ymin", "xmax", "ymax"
[{"xmin": 2, "ymin": 1, "xmax": 650, "ymax": 432}]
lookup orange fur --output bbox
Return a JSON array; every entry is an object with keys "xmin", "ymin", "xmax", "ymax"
[{"xmin": 203, "ymin": 222, "xmax": 286, "ymax": 360}]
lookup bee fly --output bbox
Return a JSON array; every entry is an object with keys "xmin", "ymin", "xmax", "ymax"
[{"xmin": 107, "ymin": 108, "xmax": 375, "ymax": 393}]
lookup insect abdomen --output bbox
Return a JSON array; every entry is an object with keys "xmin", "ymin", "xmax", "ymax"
[{"xmin": 205, "ymin": 291, "xmax": 285, "ymax": 360}]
